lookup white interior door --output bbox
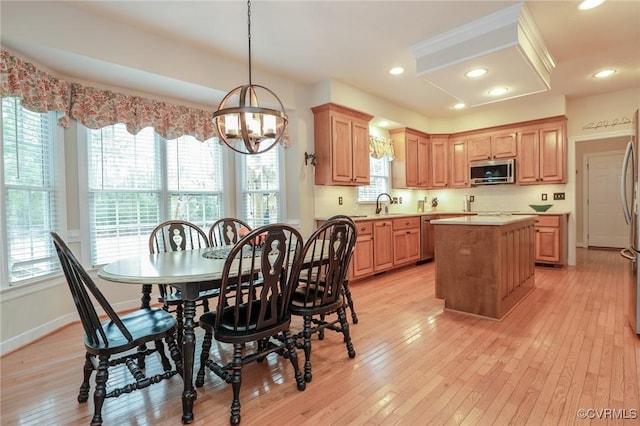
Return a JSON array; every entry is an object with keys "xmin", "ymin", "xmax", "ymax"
[{"xmin": 587, "ymin": 151, "xmax": 629, "ymax": 248}]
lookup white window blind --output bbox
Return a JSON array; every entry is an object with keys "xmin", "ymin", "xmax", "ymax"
[
  {"xmin": 87, "ymin": 125, "xmax": 160, "ymax": 265},
  {"xmin": 357, "ymin": 156, "xmax": 391, "ymax": 202},
  {"xmin": 2, "ymin": 97, "xmax": 60, "ymax": 284},
  {"xmin": 87, "ymin": 125, "xmax": 225, "ymax": 265},
  {"xmin": 166, "ymin": 135, "xmax": 224, "ymax": 228},
  {"xmin": 239, "ymin": 148, "xmax": 281, "ymax": 228}
]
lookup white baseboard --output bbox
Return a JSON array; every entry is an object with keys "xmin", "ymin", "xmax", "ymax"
[{"xmin": 0, "ymin": 298, "xmax": 141, "ymax": 357}]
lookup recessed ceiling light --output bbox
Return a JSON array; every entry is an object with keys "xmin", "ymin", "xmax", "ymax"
[
  {"xmin": 594, "ymin": 69, "xmax": 616, "ymax": 78},
  {"xmin": 389, "ymin": 67, "xmax": 405, "ymax": 75},
  {"xmin": 488, "ymin": 87, "xmax": 509, "ymax": 96},
  {"xmin": 378, "ymin": 120, "xmax": 389, "ymax": 127},
  {"xmin": 579, "ymin": 0, "xmax": 605, "ymax": 10},
  {"xmin": 453, "ymin": 103, "xmax": 466, "ymax": 110},
  {"xmin": 465, "ymin": 68, "xmax": 487, "ymax": 78}
]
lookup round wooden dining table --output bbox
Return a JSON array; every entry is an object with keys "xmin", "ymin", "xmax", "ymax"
[{"xmin": 98, "ymin": 246, "xmax": 240, "ymax": 424}]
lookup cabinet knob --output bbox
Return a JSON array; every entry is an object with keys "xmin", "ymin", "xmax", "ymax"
[{"xmin": 360, "ymin": 227, "xmax": 366, "ymax": 231}]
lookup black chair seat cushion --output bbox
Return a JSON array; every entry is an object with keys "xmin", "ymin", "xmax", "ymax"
[
  {"xmin": 200, "ymin": 300, "xmax": 290, "ymax": 340},
  {"xmin": 290, "ymin": 284, "xmax": 344, "ymax": 315},
  {"xmin": 84, "ymin": 308, "xmax": 177, "ymax": 353}
]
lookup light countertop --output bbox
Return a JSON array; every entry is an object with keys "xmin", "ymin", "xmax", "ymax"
[
  {"xmin": 431, "ymin": 214, "xmax": 538, "ymax": 226},
  {"xmin": 316, "ymin": 210, "xmax": 569, "ymax": 222}
]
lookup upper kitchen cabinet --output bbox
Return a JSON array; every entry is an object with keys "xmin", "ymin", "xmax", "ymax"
[
  {"xmin": 449, "ymin": 136, "xmax": 469, "ymax": 188},
  {"xmin": 312, "ymin": 103, "xmax": 373, "ymax": 186},
  {"xmin": 390, "ymin": 128, "xmax": 430, "ymax": 189},
  {"xmin": 430, "ymin": 135, "xmax": 449, "ymax": 188},
  {"xmin": 517, "ymin": 117, "xmax": 567, "ymax": 184},
  {"xmin": 468, "ymin": 131, "xmax": 517, "ymax": 161}
]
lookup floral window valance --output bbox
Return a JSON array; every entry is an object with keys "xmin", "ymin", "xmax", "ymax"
[
  {"xmin": 69, "ymin": 84, "xmax": 218, "ymax": 141},
  {"xmin": 0, "ymin": 50, "xmax": 71, "ymax": 127},
  {"xmin": 369, "ymin": 135, "xmax": 395, "ymax": 160},
  {"xmin": 1, "ymin": 49, "xmax": 234, "ymax": 143}
]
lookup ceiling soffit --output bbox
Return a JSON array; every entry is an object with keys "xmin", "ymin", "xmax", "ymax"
[{"xmin": 411, "ymin": 3, "xmax": 556, "ymax": 108}]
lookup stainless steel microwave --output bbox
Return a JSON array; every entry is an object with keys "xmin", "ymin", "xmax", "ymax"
[{"xmin": 470, "ymin": 158, "xmax": 515, "ymax": 185}]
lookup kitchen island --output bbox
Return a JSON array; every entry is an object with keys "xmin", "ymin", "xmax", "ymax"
[{"xmin": 432, "ymin": 214, "xmax": 537, "ymax": 320}]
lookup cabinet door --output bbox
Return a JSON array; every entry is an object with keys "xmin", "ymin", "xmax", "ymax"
[
  {"xmin": 492, "ymin": 132, "xmax": 517, "ymax": 158},
  {"xmin": 392, "ymin": 228, "xmax": 420, "ymax": 265},
  {"xmin": 406, "ymin": 228, "xmax": 421, "ymax": 262},
  {"xmin": 517, "ymin": 129, "xmax": 540, "ymax": 183},
  {"xmin": 373, "ymin": 221, "xmax": 394, "ymax": 272},
  {"xmin": 468, "ymin": 135, "xmax": 491, "ymax": 161},
  {"xmin": 430, "ymin": 136, "xmax": 449, "ymax": 188},
  {"xmin": 330, "ymin": 115, "xmax": 354, "ymax": 183},
  {"xmin": 393, "ymin": 230, "xmax": 409, "ymax": 265},
  {"xmin": 352, "ymin": 234, "xmax": 374, "ymax": 278},
  {"xmin": 405, "ymin": 134, "xmax": 420, "ymax": 187},
  {"xmin": 539, "ymin": 125, "xmax": 565, "ymax": 183},
  {"xmin": 417, "ymin": 137, "xmax": 430, "ymax": 188},
  {"xmin": 449, "ymin": 138, "xmax": 469, "ymax": 187},
  {"xmin": 535, "ymin": 226, "xmax": 560, "ymax": 262},
  {"xmin": 352, "ymin": 120, "xmax": 371, "ymax": 184}
]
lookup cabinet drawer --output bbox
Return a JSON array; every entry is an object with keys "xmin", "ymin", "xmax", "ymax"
[
  {"xmin": 355, "ymin": 221, "xmax": 373, "ymax": 235},
  {"xmin": 535, "ymin": 215, "xmax": 560, "ymax": 228},
  {"xmin": 392, "ymin": 216, "xmax": 420, "ymax": 230}
]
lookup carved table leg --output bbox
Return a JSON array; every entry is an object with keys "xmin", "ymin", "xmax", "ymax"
[
  {"xmin": 140, "ymin": 284, "xmax": 152, "ymax": 308},
  {"xmin": 138, "ymin": 284, "xmax": 153, "ymax": 369},
  {"xmin": 181, "ymin": 299, "xmax": 197, "ymax": 423}
]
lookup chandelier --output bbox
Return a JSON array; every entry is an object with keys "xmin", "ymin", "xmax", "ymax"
[{"xmin": 212, "ymin": 0, "xmax": 288, "ymax": 155}]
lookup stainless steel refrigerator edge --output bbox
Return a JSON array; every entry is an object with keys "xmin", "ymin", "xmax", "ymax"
[{"xmin": 620, "ymin": 109, "xmax": 640, "ymax": 335}]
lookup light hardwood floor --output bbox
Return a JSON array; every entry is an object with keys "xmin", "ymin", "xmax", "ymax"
[{"xmin": 1, "ymin": 248, "xmax": 639, "ymax": 425}]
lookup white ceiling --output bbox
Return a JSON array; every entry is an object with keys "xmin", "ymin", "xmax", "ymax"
[{"xmin": 1, "ymin": 1, "xmax": 639, "ymax": 123}]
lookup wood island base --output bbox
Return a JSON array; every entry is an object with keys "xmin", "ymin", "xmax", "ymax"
[{"xmin": 433, "ymin": 215, "xmax": 537, "ymax": 320}]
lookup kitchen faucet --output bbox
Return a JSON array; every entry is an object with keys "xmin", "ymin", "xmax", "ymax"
[{"xmin": 376, "ymin": 192, "xmax": 393, "ymax": 215}]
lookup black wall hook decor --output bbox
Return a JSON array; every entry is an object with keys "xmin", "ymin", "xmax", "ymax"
[{"xmin": 304, "ymin": 152, "xmax": 317, "ymax": 166}]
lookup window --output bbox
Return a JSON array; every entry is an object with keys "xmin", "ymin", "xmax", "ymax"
[
  {"xmin": 238, "ymin": 148, "xmax": 282, "ymax": 228},
  {"xmin": 357, "ymin": 156, "xmax": 391, "ymax": 202},
  {"xmin": 166, "ymin": 135, "xmax": 225, "ymax": 226},
  {"xmin": 1, "ymin": 98, "xmax": 63, "ymax": 285},
  {"xmin": 86, "ymin": 124, "xmax": 224, "ymax": 266}
]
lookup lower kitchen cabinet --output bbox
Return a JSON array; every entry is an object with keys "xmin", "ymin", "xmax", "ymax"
[
  {"xmin": 351, "ymin": 221, "xmax": 374, "ymax": 279},
  {"xmin": 534, "ymin": 214, "xmax": 567, "ymax": 266},
  {"xmin": 373, "ymin": 219, "xmax": 394, "ymax": 272},
  {"xmin": 392, "ymin": 217, "xmax": 421, "ymax": 265}
]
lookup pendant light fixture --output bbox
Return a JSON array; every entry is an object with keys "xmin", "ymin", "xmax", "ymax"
[{"xmin": 212, "ymin": 0, "xmax": 288, "ymax": 155}]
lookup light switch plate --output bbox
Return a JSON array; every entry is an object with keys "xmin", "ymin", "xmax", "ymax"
[{"xmin": 541, "ymin": 193, "xmax": 547, "ymax": 201}]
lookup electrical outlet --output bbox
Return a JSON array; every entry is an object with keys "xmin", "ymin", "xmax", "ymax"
[
  {"xmin": 338, "ymin": 196, "xmax": 343, "ymax": 205},
  {"xmin": 553, "ymin": 192, "xmax": 565, "ymax": 200},
  {"xmin": 399, "ymin": 196, "xmax": 403, "ymax": 204},
  {"xmin": 541, "ymin": 193, "xmax": 547, "ymax": 201},
  {"xmin": 392, "ymin": 197, "xmax": 398, "ymax": 204},
  {"xmin": 469, "ymin": 195, "xmax": 475, "ymax": 202}
]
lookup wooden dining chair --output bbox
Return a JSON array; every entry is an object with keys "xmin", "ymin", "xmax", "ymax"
[
  {"xmin": 324, "ymin": 214, "xmax": 359, "ymax": 324},
  {"xmin": 208, "ymin": 217, "xmax": 252, "ymax": 247},
  {"xmin": 196, "ymin": 224, "xmax": 306, "ymax": 425},
  {"xmin": 149, "ymin": 220, "xmax": 214, "ymax": 346},
  {"xmin": 50, "ymin": 232, "xmax": 182, "ymax": 426},
  {"xmin": 288, "ymin": 215, "xmax": 357, "ymax": 383}
]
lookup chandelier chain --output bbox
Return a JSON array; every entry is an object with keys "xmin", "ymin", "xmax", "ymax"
[{"xmin": 247, "ymin": 0, "xmax": 252, "ymax": 85}]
